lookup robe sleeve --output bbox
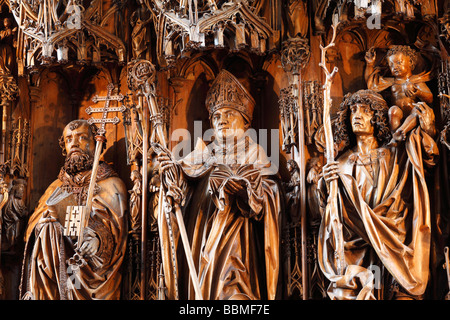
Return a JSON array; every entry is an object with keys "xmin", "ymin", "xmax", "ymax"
[
  {"xmin": 366, "ymin": 67, "xmax": 395, "ymax": 93},
  {"xmin": 87, "ymin": 176, "xmax": 128, "ymax": 274},
  {"xmin": 24, "ymin": 179, "xmax": 61, "ymax": 242},
  {"xmin": 261, "ymin": 178, "xmax": 281, "ymax": 300}
]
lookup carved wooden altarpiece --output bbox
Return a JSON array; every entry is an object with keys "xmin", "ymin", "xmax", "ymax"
[{"xmin": 0, "ymin": 0, "xmax": 448, "ymax": 302}]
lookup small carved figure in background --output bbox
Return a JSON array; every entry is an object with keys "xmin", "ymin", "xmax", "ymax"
[
  {"xmin": 2, "ymin": 178, "xmax": 27, "ymax": 251},
  {"xmin": 129, "ymin": 169, "xmax": 142, "ymax": 237},
  {"xmin": 285, "ymin": 0, "xmax": 308, "ymax": 39},
  {"xmin": 305, "ymin": 157, "xmax": 323, "ymax": 228},
  {"xmin": 285, "ymin": 159, "xmax": 300, "ymax": 223},
  {"xmin": 131, "ymin": 0, "xmax": 152, "ymax": 60},
  {"xmin": 0, "ymin": 17, "xmax": 16, "ymax": 76}
]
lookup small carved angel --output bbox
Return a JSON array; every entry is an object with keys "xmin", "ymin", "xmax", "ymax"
[{"xmin": 365, "ymin": 45, "xmax": 436, "ymax": 145}]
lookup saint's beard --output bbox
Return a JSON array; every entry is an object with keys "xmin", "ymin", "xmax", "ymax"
[{"xmin": 64, "ymin": 151, "xmax": 94, "ymax": 175}]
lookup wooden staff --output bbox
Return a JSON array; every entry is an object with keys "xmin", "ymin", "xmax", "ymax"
[
  {"xmin": 145, "ymin": 94, "xmax": 203, "ymax": 300},
  {"xmin": 318, "ymin": 14, "xmax": 345, "ymax": 275},
  {"xmin": 134, "ymin": 62, "xmax": 202, "ymax": 299},
  {"xmin": 74, "ymin": 83, "xmax": 125, "ymax": 252},
  {"xmin": 444, "ymin": 246, "xmax": 450, "ymax": 300},
  {"xmin": 292, "ymin": 74, "xmax": 308, "ymax": 300},
  {"xmin": 77, "ymin": 135, "xmax": 104, "ymax": 248},
  {"xmin": 140, "ymin": 92, "xmax": 149, "ymax": 300}
]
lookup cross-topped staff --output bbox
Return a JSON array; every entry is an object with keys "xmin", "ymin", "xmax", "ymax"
[
  {"xmin": 85, "ymin": 84, "xmax": 126, "ymax": 133},
  {"xmin": 65, "ymin": 83, "xmax": 126, "ymax": 254},
  {"xmin": 80, "ymin": 83, "xmax": 126, "ymax": 246}
]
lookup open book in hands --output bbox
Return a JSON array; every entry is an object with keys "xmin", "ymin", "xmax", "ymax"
[{"xmin": 209, "ymin": 163, "xmax": 263, "ymax": 214}]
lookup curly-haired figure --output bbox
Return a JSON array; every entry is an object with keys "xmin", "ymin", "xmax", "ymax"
[
  {"xmin": 317, "ymin": 90, "xmax": 438, "ymax": 300},
  {"xmin": 365, "ymin": 45, "xmax": 434, "ymax": 144}
]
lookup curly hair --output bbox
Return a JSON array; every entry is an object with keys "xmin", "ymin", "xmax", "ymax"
[
  {"xmin": 58, "ymin": 119, "xmax": 98, "ymax": 156},
  {"xmin": 334, "ymin": 90, "xmax": 392, "ymax": 150},
  {"xmin": 386, "ymin": 45, "xmax": 418, "ymax": 71}
]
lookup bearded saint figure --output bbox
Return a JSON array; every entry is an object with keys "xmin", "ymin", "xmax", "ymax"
[{"xmin": 19, "ymin": 119, "xmax": 128, "ymax": 300}]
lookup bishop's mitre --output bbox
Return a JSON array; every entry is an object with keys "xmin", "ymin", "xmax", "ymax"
[{"xmin": 206, "ymin": 69, "xmax": 256, "ymax": 123}]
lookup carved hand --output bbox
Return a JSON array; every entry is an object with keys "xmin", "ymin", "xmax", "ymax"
[
  {"xmin": 157, "ymin": 151, "xmax": 178, "ymax": 176},
  {"xmin": 404, "ymin": 82, "xmax": 418, "ymax": 98},
  {"xmin": 322, "ymin": 160, "xmax": 339, "ymax": 189},
  {"xmin": 392, "ymin": 129, "xmax": 406, "ymax": 142},
  {"xmin": 365, "ymin": 47, "xmax": 376, "ymax": 65},
  {"xmin": 156, "ymin": 150, "xmax": 187, "ymax": 206},
  {"xmin": 414, "ymin": 102, "xmax": 436, "ymax": 137},
  {"xmin": 224, "ymin": 178, "xmax": 247, "ymax": 199},
  {"xmin": 45, "ymin": 205, "xmax": 59, "ymax": 220},
  {"xmin": 79, "ymin": 228, "xmax": 100, "ymax": 257},
  {"xmin": 149, "ymin": 174, "xmax": 161, "ymax": 193}
]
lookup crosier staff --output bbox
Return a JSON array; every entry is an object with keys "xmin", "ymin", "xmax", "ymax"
[
  {"xmin": 152, "ymin": 142, "xmax": 203, "ymax": 300},
  {"xmin": 130, "ymin": 60, "xmax": 203, "ymax": 300},
  {"xmin": 146, "ymin": 101, "xmax": 203, "ymax": 300}
]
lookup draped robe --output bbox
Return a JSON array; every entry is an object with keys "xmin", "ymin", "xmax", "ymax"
[
  {"xmin": 20, "ymin": 163, "xmax": 128, "ymax": 300},
  {"xmin": 158, "ymin": 136, "xmax": 281, "ymax": 300},
  {"xmin": 318, "ymin": 126, "xmax": 438, "ymax": 299}
]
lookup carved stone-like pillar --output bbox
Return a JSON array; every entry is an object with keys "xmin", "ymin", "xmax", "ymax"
[
  {"xmin": 0, "ymin": 72, "xmax": 18, "ymax": 164},
  {"xmin": 1, "ymin": 98, "xmax": 9, "ymax": 164},
  {"xmin": 280, "ymin": 35, "xmax": 311, "ymax": 300}
]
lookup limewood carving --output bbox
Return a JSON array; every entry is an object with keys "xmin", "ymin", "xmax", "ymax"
[{"xmin": 0, "ymin": 0, "xmax": 447, "ymax": 302}]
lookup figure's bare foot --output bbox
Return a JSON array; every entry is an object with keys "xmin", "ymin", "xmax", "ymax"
[
  {"xmin": 392, "ymin": 129, "xmax": 406, "ymax": 142},
  {"xmin": 386, "ymin": 139, "xmax": 398, "ymax": 148},
  {"xmin": 387, "ymin": 129, "xmax": 405, "ymax": 147}
]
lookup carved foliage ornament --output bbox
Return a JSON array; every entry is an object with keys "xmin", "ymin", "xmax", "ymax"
[
  {"xmin": 9, "ymin": 0, "xmax": 126, "ymax": 70},
  {"xmin": 440, "ymin": 10, "xmax": 450, "ymax": 43},
  {"xmin": 281, "ymin": 37, "xmax": 310, "ymax": 75},
  {"xmin": 127, "ymin": 59, "xmax": 157, "ymax": 93},
  {"xmin": 153, "ymin": 0, "xmax": 275, "ymax": 67},
  {"xmin": 0, "ymin": 75, "xmax": 19, "ymax": 100}
]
